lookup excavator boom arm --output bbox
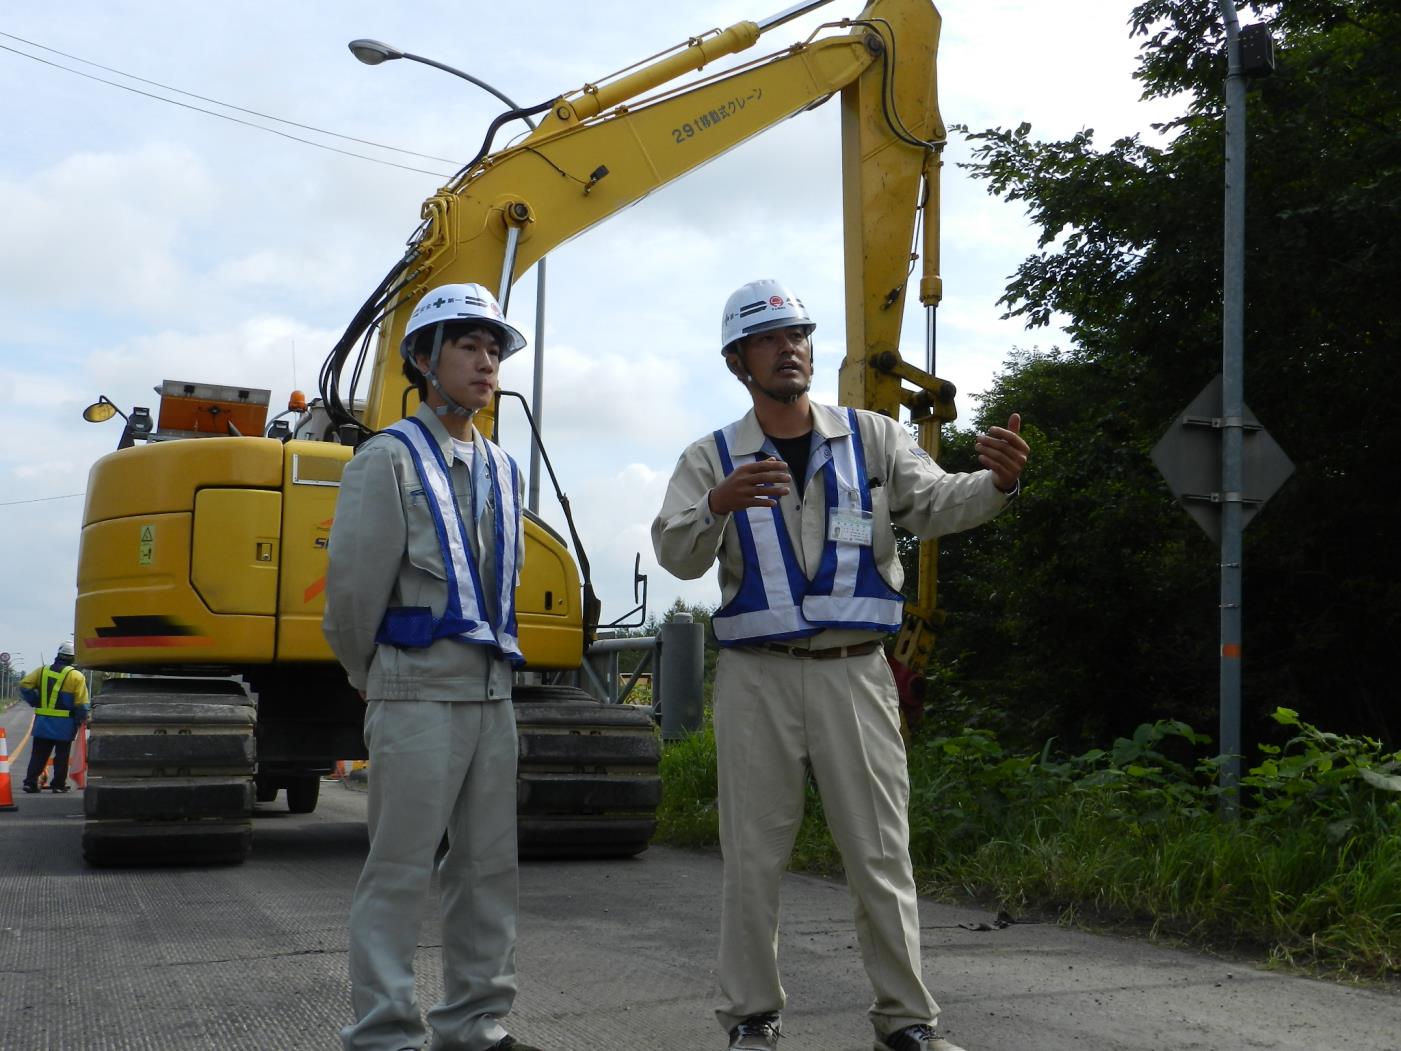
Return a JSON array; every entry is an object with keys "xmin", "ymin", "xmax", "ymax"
[{"xmin": 352, "ymin": 0, "xmax": 945, "ymax": 440}]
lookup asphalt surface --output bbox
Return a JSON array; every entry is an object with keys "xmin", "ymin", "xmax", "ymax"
[{"xmin": 2, "ymin": 701, "xmax": 1400, "ymax": 1051}]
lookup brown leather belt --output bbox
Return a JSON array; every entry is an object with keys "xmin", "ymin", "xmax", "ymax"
[{"xmin": 753, "ymin": 640, "xmax": 883, "ymax": 661}]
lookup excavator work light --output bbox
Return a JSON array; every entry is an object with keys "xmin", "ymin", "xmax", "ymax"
[{"xmin": 81, "ymin": 396, "xmax": 121, "ymax": 424}]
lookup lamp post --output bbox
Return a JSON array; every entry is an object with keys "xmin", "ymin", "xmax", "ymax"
[{"xmin": 350, "ymin": 38, "xmax": 548, "ymax": 514}]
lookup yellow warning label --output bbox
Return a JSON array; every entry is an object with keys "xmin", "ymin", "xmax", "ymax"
[
  {"xmin": 139, "ymin": 525, "xmax": 155, "ymax": 542},
  {"xmin": 139, "ymin": 524, "xmax": 155, "ymax": 565}
]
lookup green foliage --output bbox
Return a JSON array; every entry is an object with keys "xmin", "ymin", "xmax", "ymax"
[
  {"xmin": 933, "ymin": 362, "xmax": 1217, "ymax": 748},
  {"xmin": 655, "ymin": 710, "xmax": 1401, "ymax": 978},
  {"xmin": 655, "ymin": 711, "xmax": 720, "ymax": 848},
  {"xmin": 937, "ymin": 0, "xmax": 1401, "ymax": 748},
  {"xmin": 1242, "ymin": 707, "xmax": 1401, "ymax": 835}
]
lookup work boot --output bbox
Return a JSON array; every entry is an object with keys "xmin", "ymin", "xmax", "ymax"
[
  {"xmin": 729, "ymin": 1012, "xmax": 781, "ymax": 1050},
  {"xmin": 52, "ymin": 785, "xmax": 72, "ymax": 793},
  {"xmin": 22, "ymin": 783, "xmax": 39, "ymax": 794},
  {"xmin": 486, "ymin": 1036, "xmax": 542, "ymax": 1051},
  {"xmin": 877, "ymin": 1024, "xmax": 967, "ymax": 1051}
]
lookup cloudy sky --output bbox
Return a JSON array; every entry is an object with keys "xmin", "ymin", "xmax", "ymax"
[{"xmin": 0, "ymin": 0, "xmax": 1178, "ymax": 673}]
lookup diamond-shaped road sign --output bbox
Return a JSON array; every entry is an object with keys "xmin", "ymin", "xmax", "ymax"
[{"xmin": 1152, "ymin": 374, "xmax": 1295, "ymax": 544}]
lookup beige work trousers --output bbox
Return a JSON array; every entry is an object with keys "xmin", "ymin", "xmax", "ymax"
[
  {"xmin": 342, "ymin": 699, "xmax": 519, "ymax": 1051},
  {"xmin": 713, "ymin": 646, "xmax": 938, "ymax": 1037}
]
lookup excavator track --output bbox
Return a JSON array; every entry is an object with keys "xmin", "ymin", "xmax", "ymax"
[
  {"xmin": 513, "ymin": 685, "xmax": 662, "ymax": 858},
  {"xmin": 82, "ymin": 678, "xmax": 256, "ymax": 866}
]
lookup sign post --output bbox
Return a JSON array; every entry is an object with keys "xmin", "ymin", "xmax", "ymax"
[{"xmin": 1152, "ymin": 371, "xmax": 1292, "ymax": 815}]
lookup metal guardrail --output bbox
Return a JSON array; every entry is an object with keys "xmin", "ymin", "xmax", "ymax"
[
  {"xmin": 545, "ymin": 615, "xmax": 705, "ymax": 739},
  {"xmin": 581, "ymin": 635, "xmax": 657, "ymax": 706}
]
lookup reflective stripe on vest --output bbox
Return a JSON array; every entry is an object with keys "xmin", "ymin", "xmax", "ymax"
[
  {"xmin": 36, "ymin": 667, "xmax": 75, "ymax": 718},
  {"xmin": 374, "ymin": 417, "xmax": 525, "ymax": 666},
  {"xmin": 711, "ymin": 405, "xmax": 905, "ymax": 647}
]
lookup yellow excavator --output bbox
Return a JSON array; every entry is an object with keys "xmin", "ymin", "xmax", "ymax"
[{"xmin": 75, "ymin": 0, "xmax": 956, "ymax": 865}]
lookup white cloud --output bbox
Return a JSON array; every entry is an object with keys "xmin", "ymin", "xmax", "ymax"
[{"xmin": 0, "ymin": 143, "xmax": 215, "ymax": 315}]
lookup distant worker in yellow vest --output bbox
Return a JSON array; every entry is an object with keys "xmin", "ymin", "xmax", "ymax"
[{"xmin": 19, "ymin": 641, "xmax": 90, "ymax": 794}]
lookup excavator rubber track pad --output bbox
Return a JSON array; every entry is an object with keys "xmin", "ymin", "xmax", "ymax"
[
  {"xmin": 88, "ymin": 732, "xmax": 256, "ymax": 771},
  {"xmin": 94, "ymin": 677, "xmax": 254, "ymax": 704},
  {"xmin": 84, "ymin": 776, "xmax": 254, "ymax": 820},
  {"xmin": 91, "ymin": 700, "xmax": 256, "ymax": 726},
  {"xmin": 516, "ymin": 719, "xmax": 662, "ymax": 764},
  {"xmin": 82, "ymin": 821, "xmax": 253, "ymax": 867},
  {"xmin": 517, "ymin": 773, "xmax": 662, "ymax": 811},
  {"xmin": 516, "ymin": 817, "xmax": 660, "ymax": 858},
  {"xmin": 513, "ymin": 686, "xmax": 661, "ymax": 859}
]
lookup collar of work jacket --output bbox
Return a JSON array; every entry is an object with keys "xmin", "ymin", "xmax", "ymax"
[
  {"xmin": 412, "ymin": 404, "xmax": 491, "ymax": 517},
  {"xmin": 721, "ymin": 399, "xmax": 851, "ymax": 458}
]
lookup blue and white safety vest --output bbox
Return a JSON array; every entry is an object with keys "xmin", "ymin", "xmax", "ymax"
[
  {"xmin": 710, "ymin": 405, "xmax": 905, "ymax": 647},
  {"xmin": 373, "ymin": 416, "xmax": 525, "ymax": 667}
]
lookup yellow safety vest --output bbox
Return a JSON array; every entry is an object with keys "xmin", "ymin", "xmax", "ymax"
[{"xmin": 36, "ymin": 667, "xmax": 76, "ymax": 718}]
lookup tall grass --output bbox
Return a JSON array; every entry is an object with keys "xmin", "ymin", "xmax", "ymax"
[{"xmin": 653, "ymin": 708, "xmax": 1401, "ymax": 980}]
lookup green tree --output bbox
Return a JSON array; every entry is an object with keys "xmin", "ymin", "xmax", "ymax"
[{"xmin": 932, "ymin": 0, "xmax": 1400, "ymax": 749}]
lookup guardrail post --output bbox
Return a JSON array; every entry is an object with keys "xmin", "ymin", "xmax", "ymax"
[{"xmin": 658, "ymin": 614, "xmax": 704, "ymax": 740}]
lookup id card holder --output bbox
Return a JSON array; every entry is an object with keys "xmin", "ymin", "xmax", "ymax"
[{"xmin": 828, "ymin": 492, "xmax": 874, "ymax": 546}]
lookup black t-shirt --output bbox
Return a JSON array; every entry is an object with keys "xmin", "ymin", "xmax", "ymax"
[{"xmin": 766, "ymin": 431, "xmax": 813, "ymax": 496}]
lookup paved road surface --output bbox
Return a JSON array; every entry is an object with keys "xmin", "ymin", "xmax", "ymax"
[{"xmin": 2, "ymin": 703, "xmax": 1398, "ymax": 1050}]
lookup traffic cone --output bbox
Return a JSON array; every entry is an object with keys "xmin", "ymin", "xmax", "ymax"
[
  {"xmin": 37, "ymin": 755, "xmax": 53, "ymax": 790},
  {"xmin": 70, "ymin": 727, "xmax": 88, "ymax": 790},
  {"xmin": 0, "ymin": 728, "xmax": 18, "ymax": 812}
]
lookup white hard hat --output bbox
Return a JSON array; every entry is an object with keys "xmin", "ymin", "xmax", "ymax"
[
  {"xmin": 720, "ymin": 279, "xmax": 815, "ymax": 355},
  {"xmin": 57, "ymin": 641, "xmax": 75, "ymax": 658},
  {"xmin": 400, "ymin": 283, "xmax": 527, "ymax": 362}
]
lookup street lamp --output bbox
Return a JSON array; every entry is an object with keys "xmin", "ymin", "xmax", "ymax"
[{"xmin": 349, "ymin": 38, "xmax": 549, "ymax": 514}]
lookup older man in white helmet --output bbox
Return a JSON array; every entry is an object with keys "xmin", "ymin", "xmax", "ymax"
[
  {"xmin": 652, "ymin": 279, "xmax": 1029, "ymax": 1051},
  {"xmin": 324, "ymin": 283, "xmax": 542, "ymax": 1051}
]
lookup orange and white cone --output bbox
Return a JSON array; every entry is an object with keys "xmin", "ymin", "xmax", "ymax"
[
  {"xmin": 70, "ymin": 726, "xmax": 88, "ymax": 790},
  {"xmin": 0, "ymin": 728, "xmax": 18, "ymax": 813}
]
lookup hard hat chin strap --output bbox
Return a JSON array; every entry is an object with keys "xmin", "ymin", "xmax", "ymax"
[
  {"xmin": 736, "ymin": 344, "xmax": 814, "ymax": 405},
  {"xmin": 423, "ymin": 324, "xmax": 476, "ymax": 419}
]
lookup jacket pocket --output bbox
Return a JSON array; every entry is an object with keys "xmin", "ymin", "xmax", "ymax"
[
  {"xmin": 870, "ymin": 486, "xmax": 895, "ymax": 566},
  {"xmin": 375, "ymin": 606, "xmax": 436, "ymax": 648}
]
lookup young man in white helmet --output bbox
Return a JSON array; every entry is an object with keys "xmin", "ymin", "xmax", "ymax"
[
  {"xmin": 324, "ymin": 282, "xmax": 542, "ymax": 1051},
  {"xmin": 19, "ymin": 640, "xmax": 89, "ymax": 793},
  {"xmin": 652, "ymin": 279, "xmax": 1030, "ymax": 1051}
]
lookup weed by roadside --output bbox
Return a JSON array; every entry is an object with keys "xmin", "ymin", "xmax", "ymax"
[{"xmin": 654, "ymin": 708, "xmax": 1401, "ymax": 981}]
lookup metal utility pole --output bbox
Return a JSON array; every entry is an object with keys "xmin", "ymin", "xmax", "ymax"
[
  {"xmin": 1214, "ymin": 2, "xmax": 1276, "ymax": 815},
  {"xmin": 1158, "ymin": 9, "xmax": 1281, "ymax": 818},
  {"xmin": 1218, "ymin": 0, "xmax": 1247, "ymax": 817}
]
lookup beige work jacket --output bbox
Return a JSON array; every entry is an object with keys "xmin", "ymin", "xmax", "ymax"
[
  {"xmin": 323, "ymin": 404, "xmax": 520, "ymax": 701},
  {"xmin": 652, "ymin": 403, "xmax": 1012, "ymax": 649}
]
